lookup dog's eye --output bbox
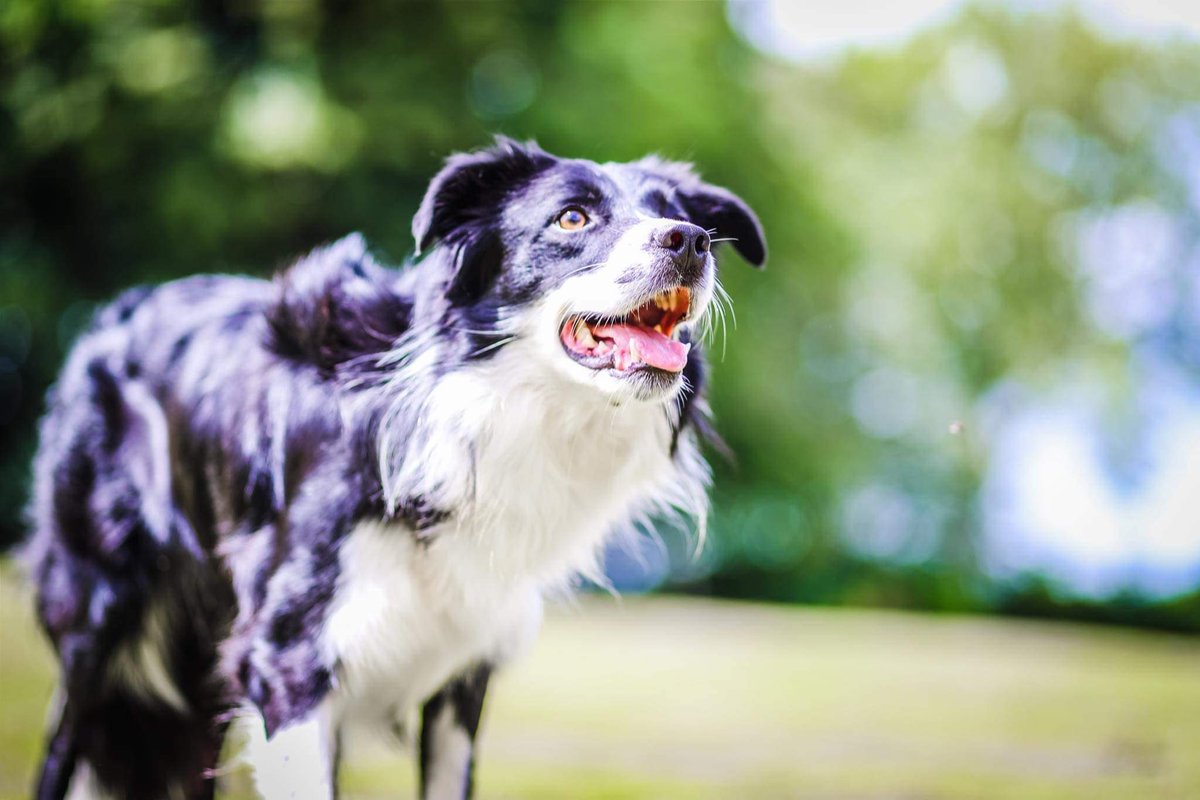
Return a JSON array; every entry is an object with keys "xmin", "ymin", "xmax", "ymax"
[{"xmin": 556, "ymin": 208, "xmax": 589, "ymax": 231}]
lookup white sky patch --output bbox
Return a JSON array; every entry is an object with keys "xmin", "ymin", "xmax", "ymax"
[
  {"xmin": 729, "ymin": 0, "xmax": 1200, "ymax": 61},
  {"xmin": 1066, "ymin": 201, "xmax": 1185, "ymax": 340},
  {"xmin": 729, "ymin": 0, "xmax": 961, "ymax": 60},
  {"xmin": 1079, "ymin": 0, "xmax": 1200, "ymax": 40},
  {"xmin": 981, "ymin": 395, "xmax": 1200, "ymax": 599}
]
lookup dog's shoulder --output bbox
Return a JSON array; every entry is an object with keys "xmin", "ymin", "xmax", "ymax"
[{"xmin": 266, "ymin": 233, "xmax": 413, "ymax": 374}]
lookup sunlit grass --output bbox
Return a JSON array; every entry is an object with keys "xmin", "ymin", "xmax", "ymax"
[{"xmin": 2, "ymin": 564, "xmax": 1197, "ymax": 799}]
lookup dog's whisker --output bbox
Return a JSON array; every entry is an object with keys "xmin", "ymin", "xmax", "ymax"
[
  {"xmin": 556, "ymin": 260, "xmax": 609, "ymax": 281},
  {"xmin": 715, "ymin": 279, "xmax": 737, "ymax": 330},
  {"xmin": 468, "ymin": 336, "xmax": 517, "ymax": 358},
  {"xmin": 451, "ymin": 327, "xmax": 514, "ymax": 336}
]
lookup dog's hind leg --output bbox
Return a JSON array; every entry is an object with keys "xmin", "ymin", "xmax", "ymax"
[
  {"xmin": 31, "ymin": 560, "xmax": 231, "ymax": 800},
  {"xmin": 34, "ymin": 690, "xmax": 78, "ymax": 800},
  {"xmin": 419, "ymin": 664, "xmax": 492, "ymax": 800},
  {"xmin": 30, "ymin": 351, "xmax": 234, "ymax": 799}
]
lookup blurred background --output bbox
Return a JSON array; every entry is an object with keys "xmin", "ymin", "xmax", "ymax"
[
  {"xmin": 4, "ymin": 0, "xmax": 1199, "ymax": 627},
  {"xmin": 2, "ymin": 0, "xmax": 1199, "ymax": 797}
]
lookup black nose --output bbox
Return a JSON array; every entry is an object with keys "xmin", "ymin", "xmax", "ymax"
[
  {"xmin": 657, "ymin": 223, "xmax": 710, "ymax": 282},
  {"xmin": 659, "ymin": 223, "xmax": 710, "ymax": 258}
]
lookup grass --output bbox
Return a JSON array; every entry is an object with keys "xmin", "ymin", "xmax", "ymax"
[{"xmin": 2, "ymin": 565, "xmax": 1198, "ymax": 799}]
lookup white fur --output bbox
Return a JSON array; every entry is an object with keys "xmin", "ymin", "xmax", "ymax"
[
  {"xmin": 64, "ymin": 760, "xmax": 185, "ymax": 800},
  {"xmin": 65, "ymin": 763, "xmax": 116, "ymax": 800},
  {"xmin": 107, "ymin": 597, "xmax": 190, "ymax": 714},
  {"xmin": 422, "ymin": 702, "xmax": 475, "ymax": 799},
  {"xmin": 243, "ymin": 700, "xmax": 338, "ymax": 799},
  {"xmin": 330, "ymin": 267, "xmax": 712, "ymax": 736},
  {"xmin": 332, "ymin": 346, "xmax": 705, "ymax": 727},
  {"xmin": 323, "ymin": 520, "xmax": 542, "ymax": 727}
]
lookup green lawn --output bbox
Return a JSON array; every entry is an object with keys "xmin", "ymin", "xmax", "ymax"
[{"xmin": 2, "ymin": 566, "xmax": 1198, "ymax": 799}]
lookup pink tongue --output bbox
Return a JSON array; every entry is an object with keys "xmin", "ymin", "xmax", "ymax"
[{"xmin": 591, "ymin": 323, "xmax": 689, "ymax": 372}]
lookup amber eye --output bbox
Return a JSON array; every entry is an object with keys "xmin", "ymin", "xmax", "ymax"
[{"xmin": 556, "ymin": 208, "xmax": 589, "ymax": 231}]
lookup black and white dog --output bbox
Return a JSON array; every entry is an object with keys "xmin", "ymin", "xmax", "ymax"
[{"xmin": 26, "ymin": 138, "xmax": 765, "ymax": 800}]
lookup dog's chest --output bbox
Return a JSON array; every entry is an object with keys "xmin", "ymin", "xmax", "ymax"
[
  {"xmin": 322, "ymin": 521, "xmax": 541, "ymax": 725},
  {"xmin": 325, "ymin": 373, "xmax": 675, "ymax": 723}
]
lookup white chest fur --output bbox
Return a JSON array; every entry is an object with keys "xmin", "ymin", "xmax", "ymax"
[
  {"xmin": 323, "ymin": 344, "xmax": 706, "ymax": 727},
  {"xmin": 322, "ymin": 521, "xmax": 542, "ymax": 725}
]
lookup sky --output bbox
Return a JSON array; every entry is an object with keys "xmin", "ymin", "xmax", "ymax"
[{"xmin": 730, "ymin": 0, "xmax": 1200, "ymax": 61}]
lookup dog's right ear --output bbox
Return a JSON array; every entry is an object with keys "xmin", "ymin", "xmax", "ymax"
[{"xmin": 412, "ymin": 138, "xmax": 554, "ymax": 302}]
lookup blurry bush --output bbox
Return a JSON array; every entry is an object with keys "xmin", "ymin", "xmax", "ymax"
[{"xmin": 2, "ymin": 1, "xmax": 1197, "ymax": 629}]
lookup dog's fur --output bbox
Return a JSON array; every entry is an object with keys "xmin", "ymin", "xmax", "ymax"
[{"xmin": 25, "ymin": 138, "xmax": 765, "ymax": 800}]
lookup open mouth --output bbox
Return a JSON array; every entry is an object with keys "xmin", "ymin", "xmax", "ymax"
[{"xmin": 560, "ymin": 286, "xmax": 692, "ymax": 374}]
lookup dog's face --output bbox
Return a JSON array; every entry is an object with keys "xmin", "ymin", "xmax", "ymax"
[{"xmin": 412, "ymin": 139, "xmax": 766, "ymax": 402}]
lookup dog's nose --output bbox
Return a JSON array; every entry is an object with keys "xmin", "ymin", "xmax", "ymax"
[
  {"xmin": 656, "ymin": 223, "xmax": 710, "ymax": 282},
  {"xmin": 659, "ymin": 223, "xmax": 710, "ymax": 259}
]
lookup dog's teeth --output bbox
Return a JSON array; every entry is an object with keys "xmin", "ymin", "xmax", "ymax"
[
  {"xmin": 628, "ymin": 338, "xmax": 641, "ymax": 364},
  {"xmin": 576, "ymin": 321, "xmax": 597, "ymax": 348}
]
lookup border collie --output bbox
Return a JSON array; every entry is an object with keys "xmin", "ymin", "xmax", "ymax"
[{"xmin": 26, "ymin": 138, "xmax": 765, "ymax": 800}]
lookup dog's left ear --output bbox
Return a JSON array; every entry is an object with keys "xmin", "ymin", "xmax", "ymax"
[
  {"xmin": 638, "ymin": 157, "xmax": 767, "ymax": 268},
  {"xmin": 413, "ymin": 137, "xmax": 554, "ymax": 302}
]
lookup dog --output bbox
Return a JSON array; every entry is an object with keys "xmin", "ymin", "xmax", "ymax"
[{"xmin": 25, "ymin": 137, "xmax": 765, "ymax": 800}]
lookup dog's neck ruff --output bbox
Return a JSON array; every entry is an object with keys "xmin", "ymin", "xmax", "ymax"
[{"xmin": 373, "ymin": 324, "xmax": 709, "ymax": 588}]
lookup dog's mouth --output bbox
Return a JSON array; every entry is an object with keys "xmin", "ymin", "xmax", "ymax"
[{"xmin": 560, "ymin": 286, "xmax": 692, "ymax": 374}]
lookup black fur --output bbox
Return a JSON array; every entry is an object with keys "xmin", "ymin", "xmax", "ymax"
[
  {"xmin": 419, "ymin": 664, "xmax": 492, "ymax": 798},
  {"xmin": 26, "ymin": 138, "xmax": 764, "ymax": 799}
]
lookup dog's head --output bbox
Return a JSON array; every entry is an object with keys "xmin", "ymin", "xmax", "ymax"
[{"xmin": 412, "ymin": 138, "xmax": 766, "ymax": 402}]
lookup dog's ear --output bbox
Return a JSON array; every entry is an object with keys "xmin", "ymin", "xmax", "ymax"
[
  {"xmin": 637, "ymin": 157, "xmax": 767, "ymax": 268},
  {"xmin": 413, "ymin": 137, "xmax": 554, "ymax": 302},
  {"xmin": 679, "ymin": 183, "xmax": 767, "ymax": 268}
]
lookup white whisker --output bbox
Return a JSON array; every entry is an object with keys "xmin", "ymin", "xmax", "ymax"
[{"xmin": 468, "ymin": 336, "xmax": 518, "ymax": 358}]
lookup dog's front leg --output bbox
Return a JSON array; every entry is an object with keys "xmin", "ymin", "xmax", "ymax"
[
  {"xmin": 419, "ymin": 664, "xmax": 492, "ymax": 800},
  {"xmin": 245, "ymin": 700, "xmax": 341, "ymax": 800}
]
